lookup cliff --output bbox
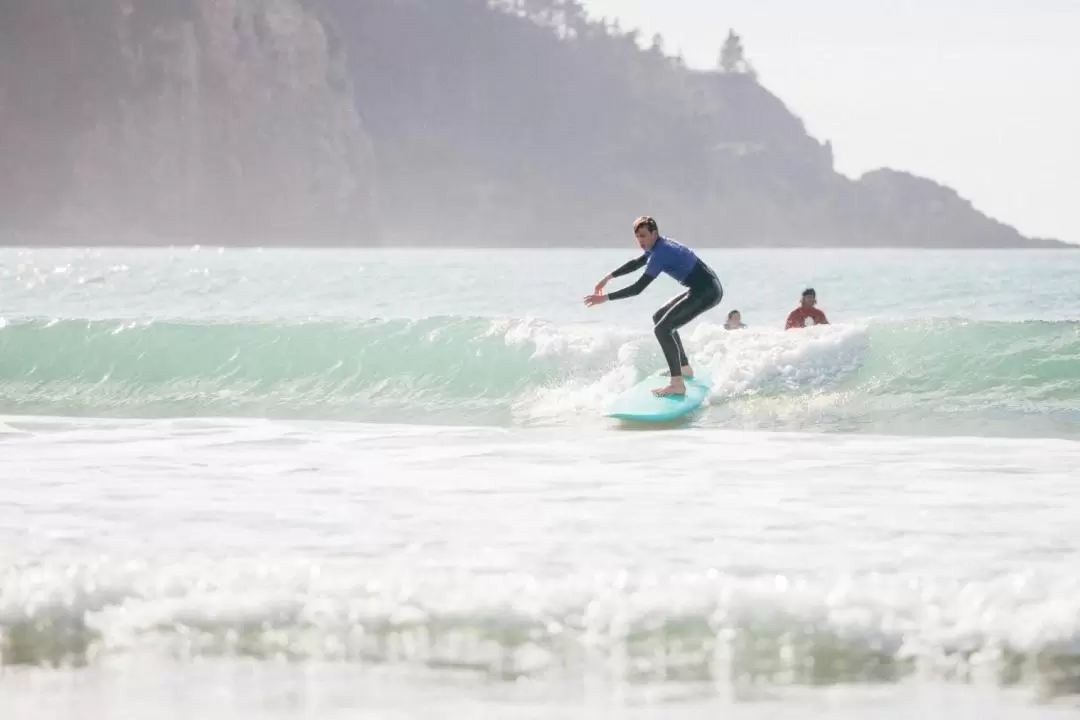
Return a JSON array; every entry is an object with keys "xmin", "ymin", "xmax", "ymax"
[
  {"xmin": 313, "ymin": 0, "xmax": 1066, "ymax": 248},
  {"xmin": 0, "ymin": 0, "xmax": 377, "ymax": 245},
  {"xmin": 0, "ymin": 0, "xmax": 1066, "ymax": 248}
]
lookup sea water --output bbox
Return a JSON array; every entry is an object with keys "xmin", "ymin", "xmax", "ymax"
[{"xmin": 2, "ymin": 246, "xmax": 1079, "ymax": 719}]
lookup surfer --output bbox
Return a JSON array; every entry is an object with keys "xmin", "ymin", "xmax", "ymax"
[{"xmin": 584, "ymin": 215, "xmax": 723, "ymax": 397}]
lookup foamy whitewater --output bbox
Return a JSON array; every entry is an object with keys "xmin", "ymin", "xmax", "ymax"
[{"xmin": 2, "ymin": 246, "xmax": 1079, "ymax": 719}]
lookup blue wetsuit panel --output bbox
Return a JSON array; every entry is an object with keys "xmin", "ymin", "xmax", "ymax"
[{"xmin": 644, "ymin": 237, "xmax": 700, "ymax": 286}]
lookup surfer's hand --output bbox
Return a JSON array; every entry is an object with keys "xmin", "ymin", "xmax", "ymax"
[
  {"xmin": 583, "ymin": 293, "xmax": 608, "ymax": 307},
  {"xmin": 594, "ymin": 275, "xmax": 610, "ymax": 294}
]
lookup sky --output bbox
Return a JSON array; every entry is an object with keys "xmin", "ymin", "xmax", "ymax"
[{"xmin": 582, "ymin": 0, "xmax": 1080, "ymax": 244}]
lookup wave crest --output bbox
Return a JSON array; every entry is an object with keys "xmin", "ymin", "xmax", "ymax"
[{"xmin": 1, "ymin": 316, "xmax": 1078, "ymax": 436}]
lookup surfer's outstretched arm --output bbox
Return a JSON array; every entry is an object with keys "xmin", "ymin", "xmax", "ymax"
[
  {"xmin": 606, "ymin": 272, "xmax": 656, "ymax": 300},
  {"xmin": 594, "ymin": 253, "xmax": 648, "ymax": 295},
  {"xmin": 610, "ymin": 253, "xmax": 648, "ymax": 278}
]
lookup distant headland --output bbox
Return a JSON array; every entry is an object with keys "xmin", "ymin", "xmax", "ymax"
[{"xmin": 0, "ymin": 0, "xmax": 1070, "ymax": 248}]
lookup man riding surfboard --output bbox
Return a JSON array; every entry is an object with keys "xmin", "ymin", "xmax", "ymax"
[{"xmin": 584, "ymin": 215, "xmax": 724, "ymax": 397}]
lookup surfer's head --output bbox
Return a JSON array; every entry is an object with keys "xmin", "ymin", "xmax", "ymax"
[
  {"xmin": 801, "ymin": 288, "xmax": 817, "ymax": 307},
  {"xmin": 633, "ymin": 215, "xmax": 659, "ymax": 250}
]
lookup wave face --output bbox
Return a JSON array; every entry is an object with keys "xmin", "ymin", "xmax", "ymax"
[{"xmin": 1, "ymin": 315, "xmax": 1078, "ymax": 436}]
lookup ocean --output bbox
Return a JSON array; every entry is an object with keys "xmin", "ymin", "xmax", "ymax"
[{"xmin": 2, "ymin": 245, "xmax": 1079, "ymax": 719}]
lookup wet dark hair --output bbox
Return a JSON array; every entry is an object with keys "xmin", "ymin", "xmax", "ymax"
[
  {"xmin": 802, "ymin": 287, "xmax": 816, "ymax": 297},
  {"xmin": 727, "ymin": 309, "xmax": 740, "ymax": 319},
  {"xmin": 633, "ymin": 215, "xmax": 658, "ymax": 233}
]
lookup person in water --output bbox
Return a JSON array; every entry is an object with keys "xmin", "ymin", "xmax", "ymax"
[
  {"xmin": 724, "ymin": 309, "xmax": 746, "ymax": 329},
  {"xmin": 584, "ymin": 215, "xmax": 723, "ymax": 397},
  {"xmin": 784, "ymin": 287, "xmax": 829, "ymax": 329}
]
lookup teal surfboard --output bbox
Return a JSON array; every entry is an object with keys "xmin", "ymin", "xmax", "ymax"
[{"xmin": 605, "ymin": 370, "xmax": 712, "ymax": 422}]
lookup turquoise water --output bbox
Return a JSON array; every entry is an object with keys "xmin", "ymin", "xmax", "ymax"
[
  {"xmin": 2, "ymin": 246, "xmax": 1080, "ymax": 718},
  {"xmin": 2, "ymin": 247, "xmax": 1079, "ymax": 437}
]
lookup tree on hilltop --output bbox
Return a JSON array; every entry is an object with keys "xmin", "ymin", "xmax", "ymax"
[{"xmin": 719, "ymin": 28, "xmax": 756, "ymax": 77}]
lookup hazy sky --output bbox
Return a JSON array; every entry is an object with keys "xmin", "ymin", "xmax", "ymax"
[{"xmin": 582, "ymin": 0, "xmax": 1080, "ymax": 244}]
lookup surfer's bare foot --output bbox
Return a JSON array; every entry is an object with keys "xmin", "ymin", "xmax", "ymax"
[{"xmin": 653, "ymin": 377, "xmax": 687, "ymax": 396}]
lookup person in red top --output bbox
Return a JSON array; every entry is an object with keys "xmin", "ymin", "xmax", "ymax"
[{"xmin": 785, "ymin": 288, "xmax": 829, "ymax": 329}]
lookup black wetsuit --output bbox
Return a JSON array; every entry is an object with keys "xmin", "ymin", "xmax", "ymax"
[{"xmin": 606, "ymin": 237, "xmax": 723, "ymax": 378}]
